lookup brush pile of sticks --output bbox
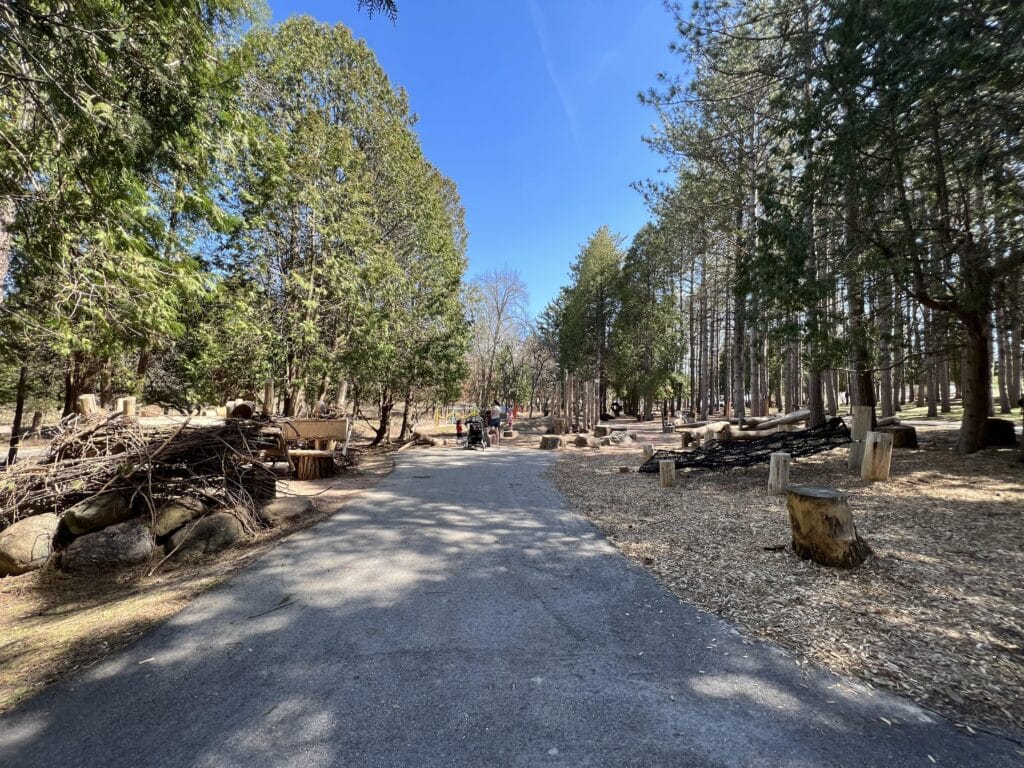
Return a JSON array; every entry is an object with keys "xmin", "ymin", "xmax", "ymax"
[{"xmin": 0, "ymin": 414, "xmax": 278, "ymax": 530}]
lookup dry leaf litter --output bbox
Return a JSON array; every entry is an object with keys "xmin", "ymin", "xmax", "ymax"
[{"xmin": 549, "ymin": 423, "xmax": 1023, "ymax": 734}]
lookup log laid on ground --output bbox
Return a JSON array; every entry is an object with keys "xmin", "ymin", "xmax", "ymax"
[
  {"xmin": 289, "ymin": 450, "xmax": 336, "ymax": 480},
  {"xmin": 861, "ymin": 431, "xmax": 893, "ymax": 482},
  {"xmin": 768, "ymin": 452, "xmax": 791, "ymax": 496},
  {"xmin": 718, "ymin": 424, "xmax": 780, "ymax": 441},
  {"xmin": 847, "ymin": 405, "xmax": 873, "ymax": 471},
  {"xmin": 658, "ymin": 459, "xmax": 676, "ymax": 488},
  {"xmin": 877, "ymin": 424, "xmax": 918, "ymax": 449},
  {"xmin": 876, "ymin": 415, "xmax": 900, "ymax": 428},
  {"xmin": 412, "ymin": 430, "xmax": 441, "ymax": 447},
  {"xmin": 785, "ymin": 484, "xmax": 871, "ymax": 568},
  {"xmin": 229, "ymin": 401, "xmax": 256, "ymax": 419},
  {"xmin": 754, "ymin": 410, "xmax": 810, "ymax": 431},
  {"xmin": 539, "ymin": 435, "xmax": 563, "ymax": 450}
]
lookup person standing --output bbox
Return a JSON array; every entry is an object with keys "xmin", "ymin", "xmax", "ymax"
[{"xmin": 490, "ymin": 401, "xmax": 503, "ymax": 445}]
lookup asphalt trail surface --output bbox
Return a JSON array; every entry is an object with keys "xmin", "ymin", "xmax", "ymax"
[{"xmin": 1, "ymin": 447, "xmax": 1019, "ymax": 767}]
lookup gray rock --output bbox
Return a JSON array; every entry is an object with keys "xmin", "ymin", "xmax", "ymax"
[
  {"xmin": 167, "ymin": 512, "xmax": 244, "ymax": 558},
  {"xmin": 259, "ymin": 497, "xmax": 315, "ymax": 528},
  {"xmin": 64, "ymin": 492, "xmax": 132, "ymax": 535},
  {"xmin": 152, "ymin": 497, "xmax": 206, "ymax": 538},
  {"xmin": 62, "ymin": 520, "xmax": 154, "ymax": 573},
  {"xmin": 0, "ymin": 514, "xmax": 59, "ymax": 576},
  {"xmin": 573, "ymin": 435, "xmax": 601, "ymax": 448}
]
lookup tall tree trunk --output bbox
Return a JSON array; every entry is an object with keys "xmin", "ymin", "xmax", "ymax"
[
  {"xmin": 957, "ymin": 314, "xmax": 993, "ymax": 453},
  {"xmin": 371, "ymin": 390, "xmax": 393, "ymax": 447},
  {"xmin": 5, "ymin": 365, "xmax": 27, "ymax": 466},
  {"xmin": 0, "ymin": 197, "xmax": 12, "ymax": 303}
]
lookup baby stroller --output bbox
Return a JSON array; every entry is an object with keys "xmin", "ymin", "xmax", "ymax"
[{"xmin": 465, "ymin": 415, "xmax": 488, "ymax": 449}]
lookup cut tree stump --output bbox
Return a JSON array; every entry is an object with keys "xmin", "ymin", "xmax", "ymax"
[
  {"xmin": 642, "ymin": 444, "xmax": 655, "ymax": 460},
  {"xmin": 847, "ymin": 405, "xmax": 873, "ymax": 472},
  {"xmin": 861, "ymin": 431, "xmax": 893, "ymax": 482},
  {"xmin": 289, "ymin": 450, "xmax": 336, "ymax": 480},
  {"xmin": 767, "ymin": 452, "xmax": 791, "ymax": 496},
  {"xmin": 658, "ymin": 459, "xmax": 676, "ymax": 488},
  {"xmin": 785, "ymin": 484, "xmax": 871, "ymax": 568},
  {"xmin": 985, "ymin": 418, "xmax": 1018, "ymax": 447},
  {"xmin": 539, "ymin": 435, "xmax": 563, "ymax": 450},
  {"xmin": 77, "ymin": 394, "xmax": 100, "ymax": 416},
  {"xmin": 877, "ymin": 424, "xmax": 918, "ymax": 449}
]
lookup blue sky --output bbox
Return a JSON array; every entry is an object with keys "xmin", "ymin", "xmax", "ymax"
[{"xmin": 268, "ymin": 1, "xmax": 682, "ymax": 315}]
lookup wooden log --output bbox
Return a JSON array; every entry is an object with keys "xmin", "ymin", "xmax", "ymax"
[
  {"xmin": 642, "ymin": 444, "xmax": 655, "ymax": 460},
  {"xmin": 876, "ymin": 415, "xmax": 900, "ymax": 428},
  {"xmin": 263, "ymin": 381, "xmax": 274, "ymax": 417},
  {"xmin": 755, "ymin": 409, "xmax": 810, "ymax": 431},
  {"xmin": 785, "ymin": 484, "xmax": 871, "ymax": 568},
  {"xmin": 719, "ymin": 424, "xmax": 780, "ymax": 441},
  {"xmin": 121, "ymin": 396, "xmax": 137, "ymax": 418},
  {"xmin": 77, "ymin": 394, "xmax": 100, "ymax": 416},
  {"xmin": 539, "ymin": 435, "xmax": 563, "ymax": 450},
  {"xmin": 861, "ymin": 431, "xmax": 893, "ymax": 481},
  {"xmin": 658, "ymin": 459, "xmax": 676, "ymax": 488},
  {"xmin": 847, "ymin": 405, "xmax": 873, "ymax": 471},
  {"xmin": 289, "ymin": 450, "xmax": 336, "ymax": 480},
  {"xmin": 768, "ymin": 452, "xmax": 791, "ymax": 496},
  {"xmin": 877, "ymin": 424, "xmax": 918, "ymax": 449}
]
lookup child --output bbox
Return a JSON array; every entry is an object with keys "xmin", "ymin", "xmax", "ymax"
[{"xmin": 455, "ymin": 419, "xmax": 464, "ymax": 443}]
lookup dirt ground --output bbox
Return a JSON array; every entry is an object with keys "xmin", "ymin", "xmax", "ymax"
[
  {"xmin": 549, "ymin": 416, "xmax": 1024, "ymax": 736},
  {"xmin": 0, "ymin": 444, "xmax": 395, "ymax": 715}
]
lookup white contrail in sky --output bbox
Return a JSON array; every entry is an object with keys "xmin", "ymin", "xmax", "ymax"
[{"xmin": 526, "ymin": 0, "xmax": 580, "ymax": 143}]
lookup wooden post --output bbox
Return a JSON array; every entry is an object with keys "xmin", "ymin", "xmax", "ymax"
[
  {"xmin": 659, "ymin": 459, "xmax": 677, "ymax": 487},
  {"xmin": 642, "ymin": 444, "xmax": 655, "ymax": 460},
  {"xmin": 847, "ymin": 405, "xmax": 873, "ymax": 471},
  {"xmin": 77, "ymin": 394, "xmax": 100, "ymax": 416},
  {"xmin": 768, "ymin": 452, "xmax": 791, "ymax": 495},
  {"xmin": 861, "ymin": 431, "xmax": 893, "ymax": 481},
  {"xmin": 121, "ymin": 396, "xmax": 136, "ymax": 418},
  {"xmin": 263, "ymin": 381, "xmax": 275, "ymax": 417}
]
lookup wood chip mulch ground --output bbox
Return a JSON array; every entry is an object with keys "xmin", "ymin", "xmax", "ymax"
[{"xmin": 549, "ymin": 424, "xmax": 1024, "ymax": 736}]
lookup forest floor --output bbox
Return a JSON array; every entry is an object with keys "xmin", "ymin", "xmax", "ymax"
[
  {"xmin": 550, "ymin": 414, "xmax": 1024, "ymax": 736},
  {"xmin": 0, "ymin": 442, "xmax": 395, "ymax": 715}
]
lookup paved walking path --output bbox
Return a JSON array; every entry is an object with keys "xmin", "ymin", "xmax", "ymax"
[{"xmin": 1, "ymin": 448, "xmax": 1019, "ymax": 767}]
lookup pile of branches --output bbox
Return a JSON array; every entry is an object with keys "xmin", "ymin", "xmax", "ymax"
[
  {"xmin": 639, "ymin": 417, "xmax": 851, "ymax": 475},
  {"xmin": 0, "ymin": 414, "xmax": 279, "ymax": 530}
]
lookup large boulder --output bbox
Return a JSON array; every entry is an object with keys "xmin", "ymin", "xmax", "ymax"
[
  {"xmin": 139, "ymin": 404, "xmax": 164, "ymax": 417},
  {"xmin": 62, "ymin": 520, "xmax": 154, "ymax": 573},
  {"xmin": 0, "ymin": 514, "xmax": 59, "ymax": 576},
  {"xmin": 64, "ymin": 492, "xmax": 132, "ymax": 535},
  {"xmin": 259, "ymin": 497, "xmax": 315, "ymax": 528},
  {"xmin": 573, "ymin": 435, "xmax": 601, "ymax": 448},
  {"xmin": 167, "ymin": 512, "xmax": 244, "ymax": 558},
  {"xmin": 152, "ymin": 497, "xmax": 206, "ymax": 538}
]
